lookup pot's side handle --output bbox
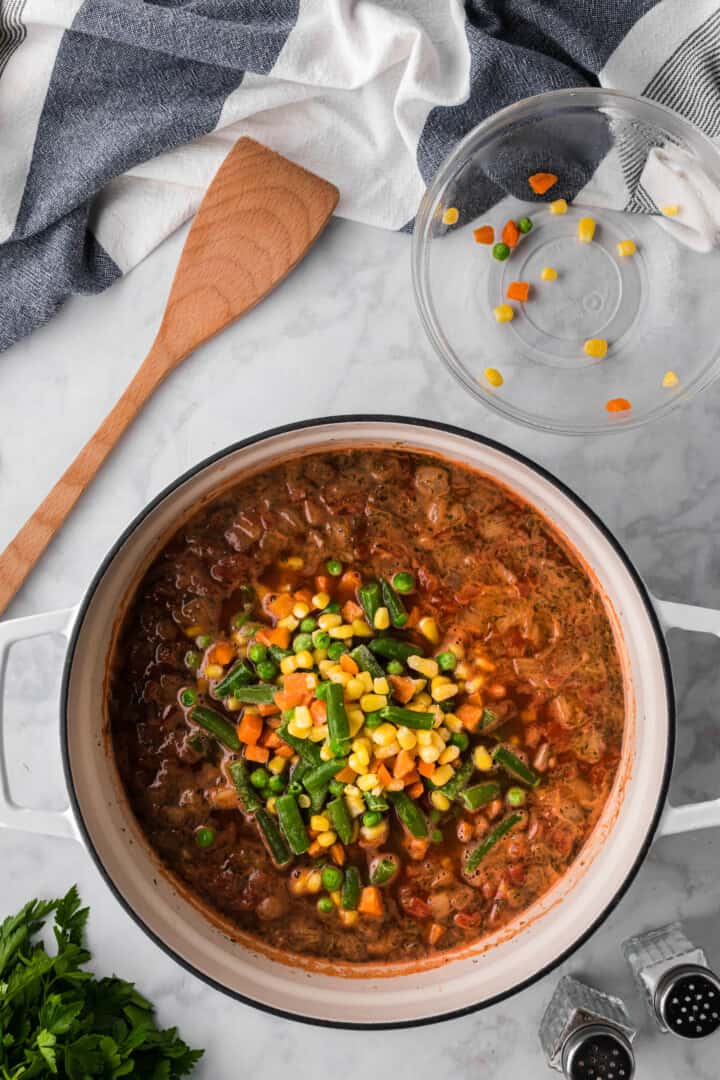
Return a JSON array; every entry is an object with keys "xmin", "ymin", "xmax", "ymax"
[
  {"xmin": 655, "ymin": 598, "xmax": 720, "ymax": 837},
  {"xmin": 0, "ymin": 607, "xmax": 81, "ymax": 841}
]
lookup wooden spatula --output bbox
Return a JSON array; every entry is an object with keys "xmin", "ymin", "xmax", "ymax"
[{"xmin": 0, "ymin": 138, "xmax": 338, "ymax": 615}]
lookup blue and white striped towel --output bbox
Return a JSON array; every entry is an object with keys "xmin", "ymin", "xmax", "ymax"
[{"xmin": 1, "ymin": 0, "xmax": 719, "ymax": 352}]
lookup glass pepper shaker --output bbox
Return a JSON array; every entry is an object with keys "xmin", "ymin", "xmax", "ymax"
[
  {"xmin": 623, "ymin": 921, "xmax": 720, "ymax": 1039},
  {"xmin": 539, "ymin": 974, "xmax": 637, "ymax": 1079}
]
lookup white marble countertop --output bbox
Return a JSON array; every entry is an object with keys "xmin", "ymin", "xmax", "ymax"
[{"xmin": 1, "ymin": 215, "xmax": 719, "ymax": 1078}]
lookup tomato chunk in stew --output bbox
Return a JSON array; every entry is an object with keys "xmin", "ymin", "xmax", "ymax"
[{"xmin": 109, "ymin": 449, "xmax": 624, "ymax": 964}]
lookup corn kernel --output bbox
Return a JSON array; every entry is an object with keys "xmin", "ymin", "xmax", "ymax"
[
  {"xmin": 541, "ymin": 266, "xmax": 558, "ymax": 281},
  {"xmin": 348, "ymin": 752, "xmax": 369, "ymax": 774},
  {"xmin": 345, "ymin": 677, "xmax": 365, "ymax": 701},
  {"xmin": 484, "ymin": 367, "xmax": 504, "ymax": 387},
  {"xmin": 577, "ymin": 216, "xmax": 596, "ymax": 243},
  {"xmin": 347, "ymin": 710, "xmax": 365, "ymax": 737},
  {"xmin": 318, "ymin": 659, "xmax": 335, "ymax": 677},
  {"xmin": 661, "ymin": 203, "xmax": 679, "ymax": 216},
  {"xmin": 317, "ymin": 831, "xmax": 337, "ymax": 848},
  {"xmin": 360, "ymin": 693, "xmax": 387, "ymax": 713},
  {"xmin": 277, "ymin": 614, "xmax": 300, "ymax": 631},
  {"xmin": 439, "ymin": 745, "xmax": 461, "ymax": 765},
  {"xmin": 318, "ymin": 613, "xmax": 342, "ymax": 630},
  {"xmin": 280, "ymin": 655, "xmax": 297, "ymax": 676},
  {"xmin": 417, "ymin": 730, "xmax": 432, "ymax": 747},
  {"xmin": 286, "ymin": 720, "xmax": 308, "ymax": 739},
  {"xmin": 205, "ymin": 663, "xmax": 224, "ymax": 679},
  {"xmin": 306, "ymin": 870, "xmax": 323, "ymax": 894},
  {"xmin": 474, "ymin": 745, "xmax": 493, "ymax": 770},
  {"xmin": 298, "ymin": 794, "xmax": 311, "ymax": 808},
  {"xmin": 442, "ymin": 206, "xmax": 459, "ymax": 226},
  {"xmin": 312, "ymin": 591, "xmax": 330, "ymax": 610},
  {"xmin": 662, "ymin": 370, "xmax": 679, "ymax": 388},
  {"xmin": 265, "ymin": 797, "xmax": 277, "ymax": 815},
  {"xmin": 293, "ymin": 705, "xmax": 311, "ymax": 728},
  {"xmin": 328, "ymin": 624, "xmax": 354, "ymax": 640},
  {"xmin": 352, "ymin": 746, "xmax": 370, "ymax": 768},
  {"xmin": 328, "ymin": 669, "xmax": 351, "ymax": 686},
  {"xmin": 339, "ymin": 909, "xmax": 359, "ymax": 927},
  {"xmin": 431, "ymin": 676, "xmax": 449, "ymax": 691},
  {"xmin": 583, "ymin": 338, "xmax": 608, "ymax": 359},
  {"xmin": 346, "ymin": 795, "xmax": 365, "ymax": 818},
  {"xmin": 374, "ymin": 742, "xmax": 400, "ymax": 759},
  {"xmin": 352, "ymin": 618, "xmax": 373, "ymax": 637},
  {"xmin": 373, "ymin": 606, "xmax": 390, "ymax": 631},
  {"xmin": 386, "ymin": 778, "xmax": 404, "ymax": 792},
  {"xmin": 361, "ymin": 821, "xmax": 387, "ymax": 841},
  {"xmin": 225, "ymin": 696, "xmax": 242, "ymax": 712},
  {"xmin": 357, "ymin": 773, "xmax": 378, "ymax": 792},
  {"xmin": 430, "ymin": 730, "xmax": 445, "ymax": 751},
  {"xmin": 268, "ymin": 756, "xmax": 287, "ymax": 775},
  {"xmin": 430, "ymin": 791, "xmax": 451, "ymax": 812},
  {"xmin": 419, "ymin": 617, "xmax": 440, "ymax": 645},
  {"xmin": 443, "ymin": 713, "xmax": 462, "ymax": 733},
  {"xmin": 294, "ymin": 650, "xmax": 314, "ymax": 670},
  {"xmin": 397, "ymin": 727, "xmax": 417, "ymax": 750},
  {"xmin": 550, "ymin": 198, "xmax": 568, "ymax": 214},
  {"xmin": 412, "ymin": 693, "xmax": 432, "ymax": 708},
  {"xmin": 310, "ymin": 815, "xmax": 330, "ymax": 833},
  {"xmin": 279, "ymin": 555, "xmax": 304, "ymax": 570},
  {"xmin": 195, "ymin": 677, "xmax": 209, "ymax": 695},
  {"xmin": 313, "ymin": 648, "xmax": 328, "ymax": 664},
  {"xmin": 352, "ymin": 737, "xmax": 371, "ymax": 755},
  {"xmin": 293, "ymin": 602, "xmax": 310, "ymax": 620},
  {"xmin": 419, "ymin": 744, "xmax": 441, "ymax": 764},
  {"xmin": 319, "ymin": 743, "xmax": 334, "ymax": 761},
  {"xmin": 408, "ymin": 655, "xmax": 439, "ymax": 679},
  {"xmin": 358, "ymin": 671, "xmax": 373, "ymax": 692},
  {"xmin": 345, "ymin": 784, "xmax": 360, "ymax": 797},
  {"xmin": 616, "ymin": 239, "xmax": 636, "ymax": 257},
  {"xmin": 331, "ymin": 890, "xmax": 342, "ymax": 907},
  {"xmin": 371, "ymin": 723, "xmax": 398, "ymax": 746},
  {"xmin": 432, "ymin": 683, "xmax": 459, "ymax": 703},
  {"xmin": 373, "ymin": 677, "xmax": 390, "ymax": 696},
  {"xmin": 309, "ymin": 724, "xmax": 329, "ymax": 743},
  {"xmin": 493, "ymin": 304, "xmax": 514, "ymax": 324}
]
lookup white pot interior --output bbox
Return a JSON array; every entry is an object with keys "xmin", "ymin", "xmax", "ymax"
[{"xmin": 64, "ymin": 420, "xmax": 672, "ymax": 1025}]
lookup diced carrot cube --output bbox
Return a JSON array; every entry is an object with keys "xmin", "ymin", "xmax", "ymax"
[
  {"xmin": 337, "ymin": 570, "xmax": 361, "ymax": 600},
  {"xmin": 394, "ymin": 749, "xmax": 417, "ymax": 779},
  {"xmin": 209, "ymin": 641, "xmax": 234, "ymax": 665},
  {"xmin": 330, "ymin": 843, "xmax": 346, "ymax": 866},
  {"xmin": 358, "ymin": 886, "xmax": 384, "ymax": 918},
  {"xmin": 408, "ymin": 781, "xmax": 424, "ymax": 799},
  {"xmin": 274, "ymin": 672, "xmax": 313, "ymax": 710},
  {"xmin": 473, "ymin": 225, "xmax": 494, "ymax": 244},
  {"xmin": 257, "ymin": 702, "xmax": 280, "ymax": 717},
  {"xmin": 457, "ymin": 704, "xmax": 483, "ymax": 731},
  {"xmin": 294, "ymin": 588, "xmax": 314, "ymax": 607},
  {"xmin": 267, "ymin": 593, "xmax": 294, "ymax": 619},
  {"xmin": 275, "ymin": 744, "xmax": 294, "ymax": 759},
  {"xmin": 389, "ymin": 676, "xmax": 415, "ymax": 705},
  {"xmin": 310, "ymin": 698, "xmax": 327, "ymax": 725},
  {"xmin": 528, "ymin": 171, "xmax": 558, "ymax": 195},
  {"xmin": 315, "ymin": 574, "xmax": 333, "ymax": 594},
  {"xmin": 244, "ymin": 743, "xmax": 269, "ymax": 764},
  {"xmin": 403, "ymin": 770, "xmax": 420, "ymax": 786},
  {"xmin": 501, "ymin": 219, "xmax": 520, "ymax": 249},
  {"xmin": 263, "ymin": 730, "xmax": 283, "ymax": 749},
  {"xmin": 339, "ymin": 653, "xmax": 359, "ymax": 675},
  {"xmin": 376, "ymin": 763, "xmax": 392, "ymax": 788},
  {"xmin": 418, "ymin": 760, "xmax": 435, "ymax": 779},
  {"xmin": 267, "ymin": 626, "xmax": 291, "ymax": 648},
  {"xmin": 506, "ymin": 281, "xmax": 529, "ymax": 302},
  {"xmin": 237, "ymin": 713, "xmax": 263, "ymax": 745},
  {"xmin": 335, "ymin": 765, "xmax": 357, "ymax": 784},
  {"xmin": 342, "ymin": 600, "xmax": 364, "ymax": 623},
  {"xmin": 405, "ymin": 605, "xmax": 421, "ymax": 629}
]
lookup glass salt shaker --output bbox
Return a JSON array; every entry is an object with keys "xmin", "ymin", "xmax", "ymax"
[
  {"xmin": 539, "ymin": 974, "xmax": 637, "ymax": 1079},
  {"xmin": 623, "ymin": 921, "xmax": 720, "ymax": 1039}
]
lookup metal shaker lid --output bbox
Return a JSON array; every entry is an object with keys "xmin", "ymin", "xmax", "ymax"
[
  {"xmin": 561, "ymin": 1022, "xmax": 635, "ymax": 1080},
  {"xmin": 655, "ymin": 963, "xmax": 720, "ymax": 1039}
]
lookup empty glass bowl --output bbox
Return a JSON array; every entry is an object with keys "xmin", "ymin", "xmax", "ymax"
[{"xmin": 412, "ymin": 89, "xmax": 720, "ymax": 434}]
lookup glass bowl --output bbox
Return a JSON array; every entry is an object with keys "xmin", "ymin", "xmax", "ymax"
[{"xmin": 412, "ymin": 89, "xmax": 720, "ymax": 435}]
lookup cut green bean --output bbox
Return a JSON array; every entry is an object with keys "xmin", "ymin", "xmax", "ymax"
[
  {"xmin": 324, "ymin": 682, "xmax": 351, "ymax": 756},
  {"xmin": 379, "ymin": 706, "xmax": 434, "ymax": 730},
  {"xmin": 213, "ymin": 660, "xmax": 255, "ymax": 698},
  {"xmin": 225, "ymin": 684, "xmax": 276, "ymax": 705},
  {"xmin": 493, "ymin": 746, "xmax": 541, "ymax": 788},
  {"xmin": 276, "ymin": 794, "xmax": 310, "ymax": 855},
  {"xmin": 255, "ymin": 808, "xmax": 293, "ymax": 867},
  {"xmin": 358, "ymin": 581, "xmax": 382, "ymax": 625},
  {"xmin": 388, "ymin": 790, "xmax": 428, "ymax": 839},
  {"xmin": 341, "ymin": 866, "xmax": 361, "ymax": 911},
  {"xmin": 461, "ymin": 781, "xmax": 501, "ymax": 812},
  {"xmin": 228, "ymin": 760, "xmax": 261, "ymax": 813},
  {"xmin": 369, "ymin": 855, "xmax": 399, "ymax": 886},
  {"xmin": 326, "ymin": 796, "xmax": 353, "ymax": 844},
  {"xmin": 364, "ymin": 791, "xmax": 389, "ymax": 812},
  {"xmin": 438, "ymin": 756, "xmax": 474, "ymax": 800},
  {"xmin": 189, "ymin": 705, "xmax": 240, "ymax": 751},
  {"xmin": 278, "ymin": 719, "xmax": 322, "ymax": 766},
  {"xmin": 381, "ymin": 579, "xmax": 408, "ymax": 628},
  {"xmin": 465, "ymin": 813, "xmax": 522, "ymax": 874},
  {"xmin": 349, "ymin": 644, "xmax": 385, "ymax": 680},
  {"xmin": 303, "ymin": 758, "xmax": 347, "ymax": 795},
  {"xmin": 369, "ymin": 638, "xmax": 423, "ymax": 663}
]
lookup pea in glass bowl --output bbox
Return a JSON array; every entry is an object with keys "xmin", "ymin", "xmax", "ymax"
[{"xmin": 412, "ymin": 89, "xmax": 720, "ymax": 435}]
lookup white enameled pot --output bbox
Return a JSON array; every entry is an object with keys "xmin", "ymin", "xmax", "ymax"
[{"xmin": 2, "ymin": 417, "xmax": 720, "ymax": 1028}]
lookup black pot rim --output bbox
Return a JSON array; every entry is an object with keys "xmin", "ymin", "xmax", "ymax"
[{"xmin": 59, "ymin": 414, "xmax": 675, "ymax": 1031}]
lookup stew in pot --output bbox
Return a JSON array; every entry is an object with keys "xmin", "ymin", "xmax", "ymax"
[{"xmin": 109, "ymin": 449, "xmax": 624, "ymax": 964}]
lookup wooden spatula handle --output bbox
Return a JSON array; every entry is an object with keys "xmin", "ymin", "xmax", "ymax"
[{"xmin": 0, "ymin": 340, "xmax": 172, "ymax": 613}]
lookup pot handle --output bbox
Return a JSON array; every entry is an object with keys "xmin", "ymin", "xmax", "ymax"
[
  {"xmin": 655, "ymin": 598, "xmax": 720, "ymax": 837},
  {"xmin": 0, "ymin": 607, "xmax": 81, "ymax": 841}
]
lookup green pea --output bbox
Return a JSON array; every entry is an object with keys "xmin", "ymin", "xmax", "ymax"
[
  {"xmin": 237, "ymin": 622, "xmax": 260, "ymax": 639},
  {"xmin": 288, "ymin": 781, "xmax": 302, "ymax": 796},
  {"xmin": 326, "ymin": 560, "xmax": 343, "ymax": 577},
  {"xmin": 451, "ymin": 731, "xmax": 470, "ymax": 751},
  {"xmin": 323, "ymin": 601, "xmax": 341, "ymax": 614},
  {"xmin": 196, "ymin": 634, "xmax": 212, "ymax": 649},
  {"xmin": 293, "ymin": 633, "xmax": 314, "ymax": 654},
  {"xmin": 430, "ymin": 829, "xmax": 444, "ymax": 844},
  {"xmin": 184, "ymin": 650, "xmax": 201, "ymax": 670},
  {"xmin": 436, "ymin": 650, "xmax": 457, "ymax": 672},
  {"xmin": 179, "ymin": 687, "xmax": 198, "ymax": 708},
  {"xmin": 250, "ymin": 768, "xmax": 269, "ymax": 790},
  {"xmin": 317, "ymin": 896, "xmax": 334, "ymax": 914},
  {"xmin": 429, "ymin": 808, "xmax": 443, "ymax": 824},
  {"xmin": 392, "ymin": 572, "xmax": 415, "ymax": 594},
  {"xmin": 506, "ymin": 786, "xmax": 527, "ymax": 808},
  {"xmin": 327, "ymin": 642, "xmax": 347, "ymax": 660},
  {"xmin": 328, "ymin": 779, "xmax": 346, "ymax": 797},
  {"xmin": 386, "ymin": 659, "xmax": 404, "ymax": 675},
  {"xmin": 517, "ymin": 216, "xmax": 533, "ymax": 234},
  {"xmin": 492, "ymin": 242, "xmax": 510, "ymax": 261},
  {"xmin": 256, "ymin": 661, "xmax": 278, "ymax": 681},
  {"xmin": 268, "ymin": 774, "xmax": 286, "ymax": 794},
  {"xmin": 232, "ymin": 612, "xmax": 251, "ymax": 630},
  {"xmin": 248, "ymin": 642, "xmax": 268, "ymax": 663},
  {"xmin": 300, "ymin": 617, "xmax": 317, "ymax": 633},
  {"xmin": 362, "ymin": 811, "xmax": 382, "ymax": 828},
  {"xmin": 195, "ymin": 826, "xmax": 215, "ymax": 849},
  {"xmin": 313, "ymin": 630, "xmax": 331, "ymax": 650},
  {"xmin": 363, "ymin": 711, "xmax": 383, "ymax": 730},
  {"xmin": 321, "ymin": 866, "xmax": 344, "ymax": 891}
]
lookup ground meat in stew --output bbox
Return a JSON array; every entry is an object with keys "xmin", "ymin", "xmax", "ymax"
[{"xmin": 109, "ymin": 449, "xmax": 624, "ymax": 964}]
